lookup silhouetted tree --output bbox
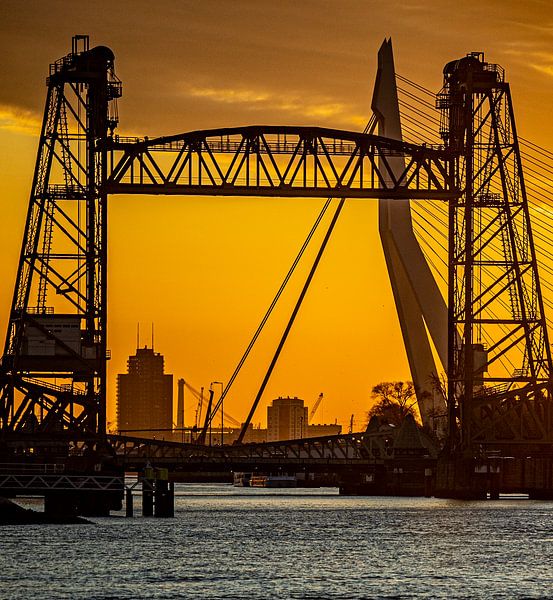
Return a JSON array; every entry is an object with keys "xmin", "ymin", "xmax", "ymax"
[{"xmin": 367, "ymin": 381, "xmax": 419, "ymax": 426}]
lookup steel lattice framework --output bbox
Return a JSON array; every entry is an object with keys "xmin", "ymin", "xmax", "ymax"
[
  {"xmin": 105, "ymin": 126, "xmax": 454, "ymax": 200},
  {"xmin": 439, "ymin": 53, "xmax": 553, "ymax": 450},
  {"xmin": 0, "ymin": 37, "xmax": 121, "ymax": 438},
  {"xmin": 0, "ymin": 37, "xmax": 456, "ymax": 445},
  {"xmin": 1, "ymin": 38, "xmax": 552, "ymax": 465},
  {"xmin": 106, "ymin": 126, "xmax": 456, "ymax": 200}
]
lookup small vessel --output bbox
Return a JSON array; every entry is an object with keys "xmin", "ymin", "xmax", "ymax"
[
  {"xmin": 250, "ymin": 474, "xmax": 297, "ymax": 488},
  {"xmin": 233, "ymin": 472, "xmax": 252, "ymax": 487}
]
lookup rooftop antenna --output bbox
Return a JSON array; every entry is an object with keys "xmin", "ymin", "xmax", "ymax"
[
  {"xmin": 137, "ymin": 322, "xmax": 140, "ymax": 350},
  {"xmin": 151, "ymin": 322, "xmax": 154, "ymax": 350}
]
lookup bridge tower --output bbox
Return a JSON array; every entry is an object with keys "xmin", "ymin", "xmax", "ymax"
[
  {"xmin": 372, "ymin": 39, "xmax": 448, "ymax": 432},
  {"xmin": 437, "ymin": 53, "xmax": 553, "ymax": 494},
  {"xmin": 0, "ymin": 36, "xmax": 121, "ymax": 445}
]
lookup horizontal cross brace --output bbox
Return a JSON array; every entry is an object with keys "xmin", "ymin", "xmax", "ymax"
[{"xmin": 104, "ymin": 183, "xmax": 455, "ymax": 200}]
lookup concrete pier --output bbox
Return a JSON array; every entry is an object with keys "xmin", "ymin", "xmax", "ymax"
[{"xmin": 435, "ymin": 454, "xmax": 553, "ymax": 499}]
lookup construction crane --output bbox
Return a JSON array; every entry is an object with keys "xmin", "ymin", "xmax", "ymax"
[
  {"xmin": 194, "ymin": 386, "xmax": 204, "ymax": 429},
  {"xmin": 309, "ymin": 393, "xmax": 324, "ymax": 422},
  {"xmin": 184, "ymin": 381, "xmax": 242, "ymax": 434}
]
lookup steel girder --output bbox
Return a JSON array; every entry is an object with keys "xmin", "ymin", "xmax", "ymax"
[
  {"xmin": 105, "ymin": 126, "xmax": 457, "ymax": 200},
  {"xmin": 105, "ymin": 427, "xmax": 433, "ymax": 468}
]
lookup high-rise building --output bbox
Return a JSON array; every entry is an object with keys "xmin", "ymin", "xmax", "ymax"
[
  {"xmin": 267, "ymin": 396, "xmax": 308, "ymax": 441},
  {"xmin": 117, "ymin": 347, "xmax": 173, "ymax": 439}
]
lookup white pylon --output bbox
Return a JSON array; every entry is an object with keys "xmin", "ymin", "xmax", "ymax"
[{"xmin": 372, "ymin": 38, "xmax": 447, "ymax": 429}]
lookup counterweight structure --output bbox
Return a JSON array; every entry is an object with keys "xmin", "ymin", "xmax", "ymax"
[
  {"xmin": 439, "ymin": 54, "xmax": 553, "ymax": 451},
  {"xmin": 0, "ymin": 36, "xmax": 121, "ymax": 438}
]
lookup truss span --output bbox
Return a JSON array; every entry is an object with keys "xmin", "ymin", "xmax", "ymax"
[{"xmin": 106, "ymin": 125, "xmax": 457, "ymax": 200}]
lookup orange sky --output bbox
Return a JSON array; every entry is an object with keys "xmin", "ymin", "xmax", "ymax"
[{"xmin": 1, "ymin": 0, "xmax": 553, "ymax": 430}]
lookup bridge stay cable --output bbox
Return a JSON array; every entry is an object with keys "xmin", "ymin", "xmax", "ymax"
[
  {"xmin": 206, "ymin": 117, "xmax": 378, "ymax": 436},
  {"xmin": 235, "ymin": 197, "xmax": 346, "ymax": 443},
  {"xmin": 204, "ymin": 197, "xmax": 332, "ymax": 432}
]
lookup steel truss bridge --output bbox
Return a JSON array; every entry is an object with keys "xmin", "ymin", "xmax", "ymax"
[
  {"xmin": 2, "ymin": 417, "xmax": 437, "ymax": 499},
  {"xmin": 1, "ymin": 36, "xmax": 553, "ymax": 501},
  {"xmin": 106, "ymin": 126, "xmax": 453, "ymax": 200}
]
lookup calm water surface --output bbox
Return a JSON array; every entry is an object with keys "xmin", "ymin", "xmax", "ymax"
[{"xmin": 2, "ymin": 484, "xmax": 553, "ymax": 599}]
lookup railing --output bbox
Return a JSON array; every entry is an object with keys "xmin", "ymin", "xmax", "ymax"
[
  {"xmin": 26, "ymin": 307, "xmax": 55, "ymax": 315},
  {"xmin": 21, "ymin": 377, "xmax": 88, "ymax": 397},
  {"xmin": 0, "ymin": 463, "xmax": 65, "ymax": 474},
  {"xmin": 48, "ymin": 54, "xmax": 73, "ymax": 77},
  {"xmin": 46, "ymin": 184, "xmax": 86, "ymax": 199},
  {"xmin": 111, "ymin": 133, "xmax": 445, "ymax": 155},
  {"xmin": 0, "ymin": 473, "xmax": 124, "ymax": 492}
]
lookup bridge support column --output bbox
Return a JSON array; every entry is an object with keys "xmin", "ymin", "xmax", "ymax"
[
  {"xmin": 168, "ymin": 482, "xmax": 175, "ymax": 518},
  {"xmin": 435, "ymin": 456, "xmax": 489, "ymax": 500},
  {"xmin": 44, "ymin": 489, "xmax": 120, "ymax": 517},
  {"xmin": 436, "ymin": 455, "xmax": 553, "ymax": 499},
  {"xmin": 424, "ymin": 468, "xmax": 433, "ymax": 498},
  {"xmin": 44, "ymin": 492, "xmax": 79, "ymax": 518}
]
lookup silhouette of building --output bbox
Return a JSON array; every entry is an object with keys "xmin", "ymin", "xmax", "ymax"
[
  {"xmin": 267, "ymin": 396, "xmax": 308, "ymax": 441},
  {"xmin": 242, "ymin": 423, "xmax": 268, "ymax": 443},
  {"xmin": 220, "ymin": 424, "xmax": 267, "ymax": 445},
  {"xmin": 307, "ymin": 423, "xmax": 342, "ymax": 437},
  {"xmin": 117, "ymin": 347, "xmax": 173, "ymax": 439}
]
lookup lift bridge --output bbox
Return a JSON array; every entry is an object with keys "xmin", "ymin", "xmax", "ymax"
[{"xmin": 1, "ymin": 35, "xmax": 553, "ymax": 507}]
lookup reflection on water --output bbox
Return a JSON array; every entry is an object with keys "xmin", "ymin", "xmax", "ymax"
[{"xmin": 2, "ymin": 484, "xmax": 553, "ymax": 599}]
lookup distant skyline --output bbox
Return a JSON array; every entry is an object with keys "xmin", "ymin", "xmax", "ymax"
[{"xmin": 1, "ymin": 0, "xmax": 553, "ymax": 429}]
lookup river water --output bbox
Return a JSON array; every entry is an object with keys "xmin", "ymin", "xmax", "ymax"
[{"xmin": 1, "ymin": 485, "xmax": 553, "ymax": 599}]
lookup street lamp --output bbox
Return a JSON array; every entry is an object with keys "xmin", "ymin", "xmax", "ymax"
[{"xmin": 211, "ymin": 381, "xmax": 224, "ymax": 445}]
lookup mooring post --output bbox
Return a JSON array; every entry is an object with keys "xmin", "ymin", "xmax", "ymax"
[
  {"xmin": 154, "ymin": 469, "xmax": 174, "ymax": 518},
  {"xmin": 424, "ymin": 468, "xmax": 433, "ymax": 498},
  {"xmin": 142, "ymin": 466, "xmax": 154, "ymax": 517},
  {"xmin": 125, "ymin": 488, "xmax": 133, "ymax": 517},
  {"xmin": 168, "ymin": 481, "xmax": 175, "ymax": 518},
  {"xmin": 489, "ymin": 462, "xmax": 500, "ymax": 500},
  {"xmin": 154, "ymin": 468, "xmax": 170, "ymax": 517}
]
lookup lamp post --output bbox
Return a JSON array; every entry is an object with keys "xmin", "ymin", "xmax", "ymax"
[{"xmin": 211, "ymin": 381, "xmax": 224, "ymax": 445}]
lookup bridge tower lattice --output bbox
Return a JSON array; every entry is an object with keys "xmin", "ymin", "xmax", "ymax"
[
  {"xmin": 438, "ymin": 53, "xmax": 553, "ymax": 452},
  {"xmin": 0, "ymin": 36, "xmax": 121, "ymax": 439}
]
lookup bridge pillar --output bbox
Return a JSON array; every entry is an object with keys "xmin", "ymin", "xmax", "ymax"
[
  {"xmin": 44, "ymin": 488, "xmax": 121, "ymax": 517},
  {"xmin": 435, "ymin": 456, "xmax": 493, "ymax": 500},
  {"xmin": 44, "ymin": 491, "xmax": 79, "ymax": 518},
  {"xmin": 142, "ymin": 467, "xmax": 154, "ymax": 517},
  {"xmin": 125, "ymin": 488, "xmax": 133, "ymax": 517},
  {"xmin": 436, "ymin": 454, "xmax": 553, "ymax": 499}
]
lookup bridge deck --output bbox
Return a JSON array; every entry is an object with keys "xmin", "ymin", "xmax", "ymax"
[{"xmin": 105, "ymin": 125, "xmax": 456, "ymax": 200}]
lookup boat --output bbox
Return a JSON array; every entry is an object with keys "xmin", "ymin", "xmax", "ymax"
[
  {"xmin": 249, "ymin": 474, "xmax": 297, "ymax": 488},
  {"xmin": 233, "ymin": 472, "xmax": 252, "ymax": 487}
]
